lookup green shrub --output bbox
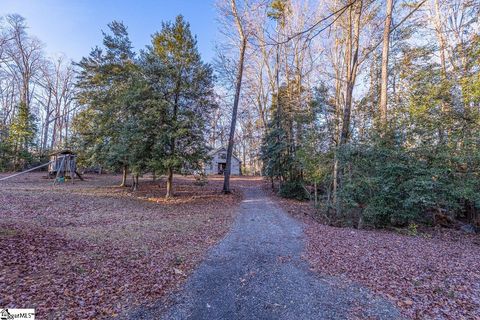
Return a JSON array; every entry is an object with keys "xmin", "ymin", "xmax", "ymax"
[
  {"xmin": 278, "ymin": 180, "xmax": 310, "ymax": 201},
  {"xmin": 336, "ymin": 141, "xmax": 480, "ymax": 228}
]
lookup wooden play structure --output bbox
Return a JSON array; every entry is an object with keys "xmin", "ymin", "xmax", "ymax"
[
  {"xmin": 0, "ymin": 149, "xmax": 83, "ymax": 183},
  {"xmin": 48, "ymin": 150, "xmax": 83, "ymax": 182}
]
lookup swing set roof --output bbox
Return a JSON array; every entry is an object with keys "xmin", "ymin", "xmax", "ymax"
[{"xmin": 49, "ymin": 149, "xmax": 76, "ymax": 156}]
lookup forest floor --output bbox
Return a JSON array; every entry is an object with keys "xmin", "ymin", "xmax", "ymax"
[
  {"xmin": 0, "ymin": 172, "xmax": 246, "ymax": 319},
  {"xmin": 274, "ymin": 193, "xmax": 480, "ymax": 320}
]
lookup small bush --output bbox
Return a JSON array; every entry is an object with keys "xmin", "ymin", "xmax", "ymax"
[
  {"xmin": 193, "ymin": 172, "xmax": 208, "ymax": 186},
  {"xmin": 278, "ymin": 180, "xmax": 310, "ymax": 201}
]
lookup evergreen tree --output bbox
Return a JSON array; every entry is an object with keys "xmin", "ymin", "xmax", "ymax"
[
  {"xmin": 74, "ymin": 21, "xmax": 148, "ymax": 187},
  {"xmin": 8, "ymin": 102, "xmax": 37, "ymax": 170},
  {"xmin": 260, "ymin": 82, "xmax": 309, "ymax": 200},
  {"xmin": 141, "ymin": 15, "xmax": 216, "ymax": 198}
]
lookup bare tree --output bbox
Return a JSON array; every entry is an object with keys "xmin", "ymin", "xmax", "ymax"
[
  {"xmin": 0, "ymin": 14, "xmax": 79, "ymax": 168},
  {"xmin": 339, "ymin": 0, "xmax": 363, "ymax": 145},
  {"xmin": 5, "ymin": 14, "xmax": 43, "ymax": 110},
  {"xmin": 219, "ymin": 0, "xmax": 251, "ymax": 193},
  {"xmin": 36, "ymin": 55, "xmax": 76, "ymax": 152},
  {"xmin": 379, "ymin": 0, "xmax": 394, "ymax": 129}
]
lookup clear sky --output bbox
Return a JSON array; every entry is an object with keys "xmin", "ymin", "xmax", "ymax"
[{"xmin": 2, "ymin": 0, "xmax": 218, "ymax": 63}]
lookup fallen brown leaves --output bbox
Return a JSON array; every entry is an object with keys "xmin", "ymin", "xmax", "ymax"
[
  {"xmin": 0, "ymin": 173, "xmax": 242, "ymax": 319},
  {"xmin": 305, "ymin": 225, "xmax": 480, "ymax": 319},
  {"xmin": 268, "ymin": 186, "xmax": 480, "ymax": 320}
]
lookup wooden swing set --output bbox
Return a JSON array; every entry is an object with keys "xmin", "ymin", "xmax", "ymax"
[
  {"xmin": 0, "ymin": 150, "xmax": 83, "ymax": 183},
  {"xmin": 48, "ymin": 150, "xmax": 84, "ymax": 184}
]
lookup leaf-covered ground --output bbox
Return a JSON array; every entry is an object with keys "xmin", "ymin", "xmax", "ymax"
[
  {"xmin": 0, "ymin": 173, "xmax": 245, "ymax": 319},
  {"xmin": 3, "ymin": 174, "xmax": 479, "ymax": 319},
  {"xmin": 272, "ymin": 192, "xmax": 480, "ymax": 320}
]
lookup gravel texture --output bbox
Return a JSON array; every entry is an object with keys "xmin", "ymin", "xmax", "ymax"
[{"xmin": 129, "ymin": 185, "xmax": 402, "ymax": 320}]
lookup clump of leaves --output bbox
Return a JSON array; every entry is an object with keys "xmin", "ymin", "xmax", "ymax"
[
  {"xmin": 394, "ymin": 222, "xmax": 419, "ymax": 237},
  {"xmin": 303, "ymin": 220, "xmax": 480, "ymax": 320},
  {"xmin": 407, "ymin": 223, "xmax": 418, "ymax": 236},
  {"xmin": 0, "ymin": 227, "xmax": 17, "ymax": 238}
]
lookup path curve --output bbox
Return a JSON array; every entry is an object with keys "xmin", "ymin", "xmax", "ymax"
[{"xmin": 132, "ymin": 185, "xmax": 401, "ymax": 319}]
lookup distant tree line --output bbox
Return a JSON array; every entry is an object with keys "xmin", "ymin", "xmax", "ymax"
[{"xmin": 0, "ymin": 14, "xmax": 76, "ymax": 171}]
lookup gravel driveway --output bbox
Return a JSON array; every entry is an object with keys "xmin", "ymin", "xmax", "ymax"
[{"xmin": 130, "ymin": 186, "xmax": 401, "ymax": 320}]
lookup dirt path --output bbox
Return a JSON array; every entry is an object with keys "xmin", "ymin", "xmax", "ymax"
[{"xmin": 130, "ymin": 185, "xmax": 401, "ymax": 319}]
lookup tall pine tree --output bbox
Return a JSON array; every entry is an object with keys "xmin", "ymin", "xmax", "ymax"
[
  {"xmin": 9, "ymin": 102, "xmax": 37, "ymax": 170},
  {"xmin": 74, "ymin": 21, "xmax": 147, "ymax": 187},
  {"xmin": 141, "ymin": 15, "xmax": 216, "ymax": 198}
]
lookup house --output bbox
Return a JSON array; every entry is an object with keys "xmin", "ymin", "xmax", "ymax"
[{"xmin": 205, "ymin": 147, "xmax": 241, "ymax": 175}]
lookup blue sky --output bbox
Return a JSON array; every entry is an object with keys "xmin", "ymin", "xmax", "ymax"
[{"xmin": 2, "ymin": 0, "xmax": 218, "ymax": 62}]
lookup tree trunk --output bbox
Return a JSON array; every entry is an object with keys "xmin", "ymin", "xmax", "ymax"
[
  {"xmin": 433, "ymin": 0, "xmax": 449, "ymax": 143},
  {"xmin": 242, "ymin": 143, "xmax": 246, "ymax": 175},
  {"xmin": 339, "ymin": 0, "xmax": 362, "ymax": 145},
  {"xmin": 333, "ymin": 154, "xmax": 338, "ymax": 199},
  {"xmin": 223, "ymin": 36, "xmax": 247, "ymax": 194},
  {"xmin": 132, "ymin": 173, "xmax": 139, "ymax": 191},
  {"xmin": 433, "ymin": 0, "xmax": 447, "ymax": 77},
  {"xmin": 50, "ymin": 118, "xmax": 57, "ymax": 150},
  {"xmin": 166, "ymin": 167, "xmax": 174, "ymax": 198},
  {"xmin": 165, "ymin": 79, "xmax": 180, "ymax": 198},
  {"xmin": 358, "ymin": 210, "xmax": 365, "ymax": 229},
  {"xmin": 336, "ymin": 0, "xmax": 363, "ymax": 218},
  {"xmin": 331, "ymin": 22, "xmax": 342, "ymax": 215},
  {"xmin": 340, "ymin": 82, "xmax": 355, "ymax": 145},
  {"xmin": 120, "ymin": 165, "xmax": 128, "ymax": 187},
  {"xmin": 41, "ymin": 93, "xmax": 52, "ymax": 153},
  {"xmin": 379, "ymin": 0, "xmax": 394, "ymax": 130}
]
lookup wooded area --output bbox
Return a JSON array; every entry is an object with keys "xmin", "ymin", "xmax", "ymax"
[
  {"xmin": 218, "ymin": 0, "xmax": 480, "ymax": 228},
  {"xmin": 1, "ymin": 1, "xmax": 480, "ymax": 318},
  {"xmin": 1, "ymin": 0, "xmax": 479, "ymax": 221}
]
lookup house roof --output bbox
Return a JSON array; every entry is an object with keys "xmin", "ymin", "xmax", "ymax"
[{"xmin": 209, "ymin": 147, "xmax": 241, "ymax": 163}]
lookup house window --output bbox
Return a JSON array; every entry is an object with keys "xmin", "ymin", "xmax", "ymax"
[{"xmin": 220, "ymin": 153, "xmax": 226, "ymax": 160}]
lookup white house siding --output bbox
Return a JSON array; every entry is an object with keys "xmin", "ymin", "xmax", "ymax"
[{"xmin": 205, "ymin": 147, "xmax": 241, "ymax": 175}]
